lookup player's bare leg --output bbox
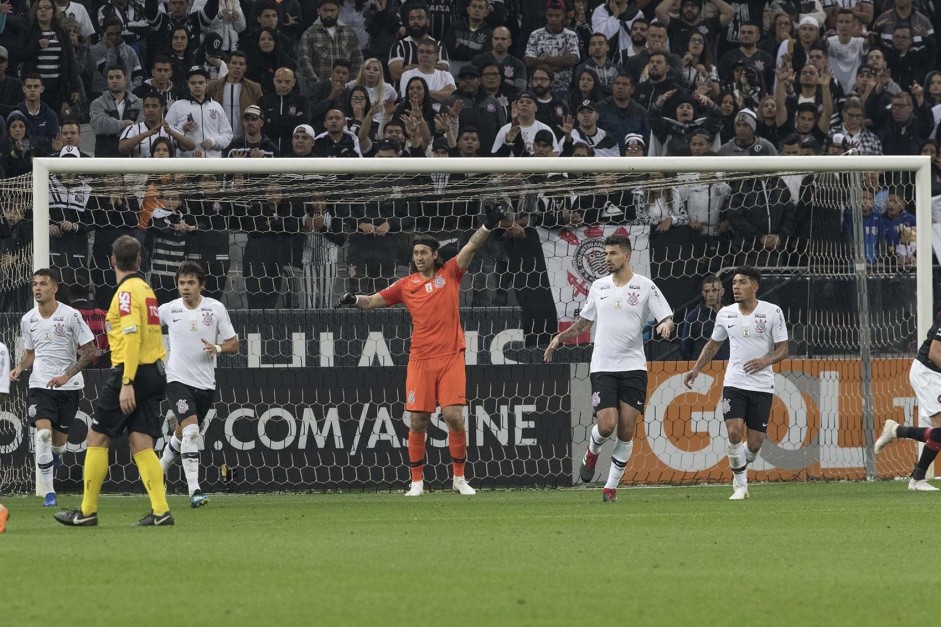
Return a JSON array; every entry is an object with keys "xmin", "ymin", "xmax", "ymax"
[
  {"xmin": 600, "ymin": 403, "xmax": 638, "ymax": 503},
  {"xmin": 405, "ymin": 412, "xmax": 431, "ymax": 496},
  {"xmin": 726, "ymin": 418, "xmax": 752, "ymax": 500},
  {"xmin": 442, "ymin": 404, "xmax": 475, "ymax": 495},
  {"xmin": 879, "ymin": 412, "xmax": 941, "ymax": 491}
]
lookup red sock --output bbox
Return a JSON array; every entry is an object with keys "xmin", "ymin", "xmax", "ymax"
[
  {"xmin": 449, "ymin": 430, "xmax": 467, "ymax": 478},
  {"xmin": 408, "ymin": 431, "xmax": 426, "ymax": 482}
]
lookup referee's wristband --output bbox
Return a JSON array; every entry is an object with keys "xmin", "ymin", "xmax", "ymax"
[{"xmin": 214, "ymin": 344, "xmax": 223, "ymax": 354}]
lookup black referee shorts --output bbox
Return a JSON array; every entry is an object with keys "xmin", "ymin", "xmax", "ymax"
[
  {"xmin": 590, "ymin": 370, "xmax": 648, "ymax": 414},
  {"xmin": 27, "ymin": 388, "xmax": 81, "ymax": 433},
  {"xmin": 166, "ymin": 380, "xmax": 215, "ymax": 424},
  {"xmin": 721, "ymin": 386, "xmax": 773, "ymax": 433},
  {"xmin": 91, "ymin": 362, "xmax": 167, "ymax": 440}
]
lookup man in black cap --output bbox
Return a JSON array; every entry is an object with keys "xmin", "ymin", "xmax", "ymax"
[
  {"xmin": 562, "ymin": 99, "xmax": 619, "ymax": 157},
  {"xmin": 224, "ymin": 104, "xmax": 279, "ymax": 157},
  {"xmin": 165, "ymin": 65, "xmax": 234, "ymax": 157},
  {"xmin": 491, "ymin": 91, "xmax": 558, "ymax": 156},
  {"xmin": 445, "ymin": 64, "xmax": 505, "ymax": 154},
  {"xmin": 146, "ymin": 0, "xmax": 219, "ymax": 58}
]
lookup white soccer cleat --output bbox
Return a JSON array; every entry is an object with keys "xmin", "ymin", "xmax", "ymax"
[
  {"xmin": 908, "ymin": 479, "xmax": 939, "ymax": 492},
  {"xmin": 404, "ymin": 481, "xmax": 424, "ymax": 497},
  {"xmin": 874, "ymin": 419, "xmax": 899, "ymax": 455},
  {"xmin": 729, "ymin": 486, "xmax": 749, "ymax": 500},
  {"xmin": 452, "ymin": 477, "xmax": 476, "ymax": 495}
]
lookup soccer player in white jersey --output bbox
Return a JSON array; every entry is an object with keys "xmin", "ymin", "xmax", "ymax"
[
  {"xmin": 0, "ymin": 340, "xmax": 9, "ymax": 533},
  {"xmin": 158, "ymin": 262, "xmax": 238, "ymax": 508},
  {"xmin": 544, "ymin": 235, "xmax": 675, "ymax": 503},
  {"xmin": 9, "ymin": 269, "xmax": 96, "ymax": 507},
  {"xmin": 873, "ymin": 309, "xmax": 941, "ymax": 491},
  {"xmin": 683, "ymin": 267, "xmax": 789, "ymax": 500}
]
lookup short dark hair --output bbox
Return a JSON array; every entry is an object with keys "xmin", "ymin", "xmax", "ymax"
[
  {"xmin": 176, "ymin": 261, "xmax": 206, "ymax": 284},
  {"xmin": 106, "ymin": 64, "xmax": 126, "ymax": 77},
  {"xmin": 33, "ymin": 268, "xmax": 58, "ymax": 283},
  {"xmin": 142, "ymin": 91, "xmax": 167, "ymax": 108},
  {"xmin": 332, "ymin": 59, "xmax": 352, "ymax": 71},
  {"xmin": 781, "ymin": 133, "xmax": 800, "ymax": 147},
  {"xmin": 796, "ymin": 102, "xmax": 818, "ymax": 115},
  {"xmin": 152, "ymin": 54, "xmax": 172, "ymax": 68},
  {"xmin": 701, "ymin": 274, "xmax": 721, "ymax": 288},
  {"xmin": 230, "ymin": 50, "xmax": 248, "ymax": 63},
  {"xmin": 604, "ymin": 235, "xmax": 632, "ymax": 252},
  {"xmin": 151, "ymin": 136, "xmax": 176, "ymax": 157},
  {"xmin": 732, "ymin": 266, "xmax": 761, "ymax": 285},
  {"xmin": 23, "ymin": 72, "xmax": 43, "ymax": 83},
  {"xmin": 112, "ymin": 235, "xmax": 142, "ymax": 271}
]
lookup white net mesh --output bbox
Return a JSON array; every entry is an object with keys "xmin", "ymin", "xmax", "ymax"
[{"xmin": 0, "ymin": 158, "xmax": 929, "ymax": 494}]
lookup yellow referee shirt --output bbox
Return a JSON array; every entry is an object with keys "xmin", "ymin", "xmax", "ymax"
[{"xmin": 106, "ymin": 273, "xmax": 166, "ymax": 381}]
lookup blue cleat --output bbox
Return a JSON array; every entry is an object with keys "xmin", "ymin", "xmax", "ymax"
[
  {"xmin": 190, "ymin": 490, "xmax": 209, "ymax": 509},
  {"xmin": 44, "ymin": 492, "xmax": 57, "ymax": 507}
]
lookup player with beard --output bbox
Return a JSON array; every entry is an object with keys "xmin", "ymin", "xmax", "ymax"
[{"xmin": 388, "ymin": 4, "xmax": 450, "ymax": 84}]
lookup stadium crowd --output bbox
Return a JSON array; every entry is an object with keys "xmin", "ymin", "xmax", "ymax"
[{"xmin": 0, "ymin": 0, "xmax": 938, "ymax": 324}]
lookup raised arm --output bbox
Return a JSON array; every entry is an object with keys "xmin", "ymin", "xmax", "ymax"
[
  {"xmin": 455, "ymin": 202, "xmax": 507, "ymax": 270},
  {"xmin": 335, "ymin": 292, "xmax": 390, "ymax": 310}
]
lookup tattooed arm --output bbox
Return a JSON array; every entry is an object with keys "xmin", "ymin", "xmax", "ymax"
[
  {"xmin": 47, "ymin": 341, "xmax": 96, "ymax": 388},
  {"xmin": 544, "ymin": 317, "xmax": 594, "ymax": 362}
]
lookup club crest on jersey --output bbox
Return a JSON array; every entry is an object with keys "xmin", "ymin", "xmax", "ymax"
[
  {"xmin": 53, "ymin": 322, "xmax": 65, "ymax": 337},
  {"xmin": 755, "ymin": 320, "xmax": 766, "ymax": 334},
  {"xmin": 627, "ymin": 291, "xmax": 640, "ymax": 306},
  {"xmin": 28, "ymin": 404, "xmax": 36, "ymax": 418},
  {"xmin": 202, "ymin": 311, "xmax": 214, "ymax": 326},
  {"xmin": 433, "ymin": 275, "xmax": 445, "ymax": 288},
  {"xmin": 407, "ymin": 390, "xmax": 415, "ymax": 405},
  {"xmin": 722, "ymin": 397, "xmax": 732, "ymax": 415},
  {"xmin": 176, "ymin": 399, "xmax": 189, "ymax": 414},
  {"xmin": 591, "ymin": 391, "xmax": 600, "ymax": 407}
]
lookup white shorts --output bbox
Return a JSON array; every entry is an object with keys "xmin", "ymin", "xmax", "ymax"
[{"xmin": 910, "ymin": 360, "xmax": 941, "ymax": 421}]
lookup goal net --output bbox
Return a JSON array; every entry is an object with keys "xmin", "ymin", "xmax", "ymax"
[{"xmin": 0, "ymin": 155, "xmax": 933, "ymax": 494}]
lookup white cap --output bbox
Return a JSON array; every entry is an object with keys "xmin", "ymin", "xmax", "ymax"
[{"xmin": 799, "ymin": 15, "xmax": 819, "ymax": 28}]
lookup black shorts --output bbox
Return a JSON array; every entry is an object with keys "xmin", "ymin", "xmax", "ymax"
[
  {"xmin": 590, "ymin": 370, "xmax": 648, "ymax": 414},
  {"xmin": 722, "ymin": 386, "xmax": 773, "ymax": 433},
  {"xmin": 166, "ymin": 381, "xmax": 215, "ymax": 424},
  {"xmin": 27, "ymin": 388, "xmax": 81, "ymax": 433},
  {"xmin": 92, "ymin": 362, "xmax": 167, "ymax": 440}
]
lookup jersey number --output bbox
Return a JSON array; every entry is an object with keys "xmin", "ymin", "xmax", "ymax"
[{"xmin": 146, "ymin": 298, "xmax": 160, "ymax": 325}]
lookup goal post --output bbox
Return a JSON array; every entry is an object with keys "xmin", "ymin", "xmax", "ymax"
[{"xmin": 2, "ymin": 154, "xmax": 933, "ymax": 495}]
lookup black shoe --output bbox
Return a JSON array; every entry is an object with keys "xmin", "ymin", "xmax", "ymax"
[
  {"xmin": 135, "ymin": 511, "xmax": 175, "ymax": 526},
  {"xmin": 54, "ymin": 509, "xmax": 98, "ymax": 526}
]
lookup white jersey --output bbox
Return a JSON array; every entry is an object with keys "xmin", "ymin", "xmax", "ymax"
[
  {"xmin": 0, "ymin": 341, "xmax": 10, "ymax": 396},
  {"xmin": 580, "ymin": 273, "xmax": 673, "ymax": 373},
  {"xmin": 159, "ymin": 297, "xmax": 237, "ymax": 390},
  {"xmin": 20, "ymin": 303, "xmax": 95, "ymax": 390},
  {"xmin": 712, "ymin": 300, "xmax": 788, "ymax": 393}
]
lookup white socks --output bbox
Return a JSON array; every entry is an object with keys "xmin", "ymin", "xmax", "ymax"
[
  {"xmin": 36, "ymin": 429, "xmax": 54, "ymax": 494},
  {"xmin": 588, "ymin": 425, "xmax": 608, "ymax": 456},
  {"xmin": 604, "ymin": 439, "xmax": 633, "ymax": 489},
  {"xmin": 52, "ymin": 444, "xmax": 66, "ymax": 457},
  {"xmin": 160, "ymin": 433, "xmax": 182, "ymax": 472},
  {"xmin": 745, "ymin": 448, "xmax": 758, "ymax": 465},
  {"xmin": 181, "ymin": 424, "xmax": 201, "ymax": 496},
  {"xmin": 728, "ymin": 441, "xmax": 747, "ymax": 485}
]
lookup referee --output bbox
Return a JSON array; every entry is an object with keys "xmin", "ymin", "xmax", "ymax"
[{"xmin": 56, "ymin": 235, "xmax": 174, "ymax": 527}]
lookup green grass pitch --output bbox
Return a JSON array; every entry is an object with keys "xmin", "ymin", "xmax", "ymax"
[{"xmin": 0, "ymin": 482, "xmax": 934, "ymax": 626}]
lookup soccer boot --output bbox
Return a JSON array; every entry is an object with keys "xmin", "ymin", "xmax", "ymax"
[
  {"xmin": 579, "ymin": 450, "xmax": 599, "ymax": 483},
  {"xmin": 404, "ymin": 481, "xmax": 424, "ymax": 497},
  {"xmin": 190, "ymin": 490, "xmax": 210, "ymax": 509},
  {"xmin": 54, "ymin": 510, "xmax": 98, "ymax": 526},
  {"xmin": 908, "ymin": 479, "xmax": 939, "ymax": 492},
  {"xmin": 135, "ymin": 511, "xmax": 175, "ymax": 526},
  {"xmin": 602, "ymin": 488, "xmax": 618, "ymax": 503},
  {"xmin": 43, "ymin": 492, "xmax": 57, "ymax": 507},
  {"xmin": 729, "ymin": 485, "xmax": 750, "ymax": 500},
  {"xmin": 452, "ymin": 477, "xmax": 476, "ymax": 495},
  {"xmin": 874, "ymin": 419, "xmax": 899, "ymax": 455}
]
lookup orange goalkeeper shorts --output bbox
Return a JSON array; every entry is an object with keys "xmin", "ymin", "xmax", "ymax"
[{"xmin": 404, "ymin": 351, "xmax": 466, "ymax": 413}]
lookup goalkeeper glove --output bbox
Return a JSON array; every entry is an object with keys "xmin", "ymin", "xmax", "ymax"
[
  {"xmin": 483, "ymin": 202, "xmax": 507, "ymax": 230},
  {"xmin": 335, "ymin": 293, "xmax": 357, "ymax": 308}
]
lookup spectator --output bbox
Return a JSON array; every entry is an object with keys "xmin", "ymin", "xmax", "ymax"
[
  {"xmin": 194, "ymin": 32, "xmax": 229, "ymax": 81},
  {"xmin": 0, "ymin": 47, "xmax": 22, "ymax": 119},
  {"xmin": 363, "ymin": 0, "xmax": 401, "ymax": 64},
  {"xmin": 778, "ymin": 58, "xmax": 834, "ymax": 135},
  {"xmin": 760, "ymin": 10, "xmax": 795, "ymax": 58},
  {"xmin": 590, "ymin": 0, "xmax": 644, "ymax": 63},
  {"xmin": 679, "ymin": 32, "xmax": 720, "ymax": 97},
  {"xmin": 164, "ymin": 25, "xmax": 196, "ymax": 85},
  {"xmin": 244, "ymin": 27, "xmax": 296, "ymax": 94},
  {"xmin": 224, "ymin": 104, "xmax": 279, "ymax": 157},
  {"xmin": 337, "ymin": 0, "xmax": 371, "ymax": 50},
  {"xmin": 718, "ymin": 108, "xmax": 778, "ymax": 155},
  {"xmin": 90, "ymin": 17, "xmax": 143, "ymax": 100},
  {"xmin": 259, "ymin": 67, "xmax": 309, "ymax": 155},
  {"xmin": 479, "ymin": 59, "xmax": 521, "ymax": 121},
  {"xmin": 252, "ymin": 0, "xmax": 296, "ymax": 58},
  {"xmin": 615, "ymin": 17, "xmax": 649, "ymax": 67},
  {"xmin": 625, "ymin": 21, "xmax": 684, "ymax": 86},
  {"xmin": 560, "ymin": 99, "xmax": 619, "ymax": 157},
  {"xmin": 17, "ymin": 0, "xmax": 82, "ymax": 118},
  {"xmin": 1, "ymin": 110, "xmax": 33, "ymax": 178},
  {"xmin": 635, "ymin": 51, "xmax": 689, "ymax": 110},
  {"xmin": 774, "ymin": 15, "xmax": 821, "ymax": 80},
  {"xmin": 524, "ymin": 0, "xmax": 580, "ymax": 97},
  {"xmin": 871, "ymin": 90, "xmax": 934, "ymax": 155},
  {"xmin": 300, "ymin": 191, "xmax": 345, "ymax": 308},
  {"xmin": 472, "ymin": 26, "xmax": 528, "ymax": 93},
  {"xmin": 400, "ymin": 38, "xmax": 455, "ymax": 112},
  {"xmin": 183, "ymin": 173, "xmax": 233, "ymax": 301},
  {"xmin": 717, "ymin": 21, "xmax": 774, "ymax": 90},
  {"xmin": 755, "ymin": 94, "xmax": 787, "ymax": 148},
  {"xmin": 393, "ymin": 75, "xmax": 437, "ymax": 130},
  {"xmin": 530, "ymin": 65, "xmax": 569, "ymax": 135},
  {"xmin": 52, "ymin": 117, "xmax": 88, "ymax": 156},
  {"xmin": 884, "ymin": 24, "xmax": 930, "ymax": 93},
  {"xmin": 67, "ymin": 279, "xmax": 110, "ymax": 367},
  {"xmin": 873, "ymin": 0, "xmax": 936, "ymax": 65},
  {"xmin": 347, "ymin": 57, "xmax": 395, "ymax": 131},
  {"xmin": 96, "ymin": 0, "xmax": 148, "ymax": 60},
  {"xmin": 446, "ymin": 65, "xmax": 505, "ymax": 155},
  {"xmin": 89, "ymin": 65, "xmax": 143, "ymax": 157},
  {"xmin": 491, "ymin": 91, "xmax": 559, "ymax": 156},
  {"xmin": 715, "ymin": 89, "xmax": 738, "ymax": 142},
  {"xmin": 443, "ymin": 0, "xmax": 492, "ymax": 78},
  {"xmin": 49, "ymin": 146, "xmax": 99, "ymax": 288},
  {"xmin": 0, "ymin": 202, "xmax": 30, "ymax": 311},
  {"xmin": 823, "ymin": 0, "xmax": 873, "ymax": 29},
  {"xmin": 920, "ymin": 139, "xmax": 941, "ymax": 197},
  {"xmin": 650, "ymin": 90, "xmax": 723, "ymax": 156},
  {"xmin": 657, "ymin": 0, "xmax": 735, "ymax": 56},
  {"xmin": 306, "ymin": 59, "xmax": 351, "ymax": 128},
  {"xmin": 313, "ymin": 107, "xmax": 363, "ymax": 157},
  {"xmin": 337, "ymin": 85, "xmax": 377, "ymax": 150},
  {"xmin": 925, "ymin": 70, "xmax": 941, "ymax": 106},
  {"xmin": 55, "ymin": 0, "xmax": 96, "ymax": 40},
  {"xmin": 133, "ymin": 55, "xmax": 182, "ymax": 108},
  {"xmin": 574, "ymin": 33, "xmax": 618, "ymax": 97},
  {"xmin": 205, "ymin": 0, "xmax": 247, "ymax": 56},
  {"xmin": 828, "ymin": 96, "xmax": 881, "ymax": 154},
  {"xmin": 146, "ymin": 0, "xmax": 217, "ymax": 56},
  {"xmin": 880, "ymin": 186, "xmax": 916, "ymax": 269},
  {"xmin": 567, "ymin": 66, "xmax": 605, "ymax": 114},
  {"xmin": 287, "ymin": 122, "xmax": 315, "ymax": 157},
  {"xmin": 841, "ymin": 185, "xmax": 883, "ymax": 265},
  {"xmin": 61, "ymin": 17, "xmax": 92, "ymax": 121},
  {"xmin": 120, "ymin": 92, "xmax": 196, "ymax": 157},
  {"xmin": 298, "ymin": 0, "xmax": 362, "ymax": 87},
  {"xmin": 678, "ymin": 128, "xmax": 732, "ymax": 255},
  {"xmin": 88, "ymin": 173, "xmax": 139, "ymax": 311},
  {"xmin": 145, "ymin": 155, "xmax": 197, "ymax": 305},
  {"xmin": 679, "ymin": 275, "xmax": 730, "ymax": 361},
  {"xmin": 208, "ymin": 50, "xmax": 262, "ymax": 139},
  {"xmin": 388, "ymin": 3, "xmax": 448, "ymax": 84},
  {"xmin": 165, "ymin": 65, "xmax": 233, "ymax": 157},
  {"xmin": 795, "ymin": 136, "xmax": 849, "ymax": 253},
  {"xmin": 826, "ymin": 8, "xmax": 865, "ymax": 94},
  {"xmin": 595, "ymin": 72, "xmax": 650, "ymax": 153}
]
